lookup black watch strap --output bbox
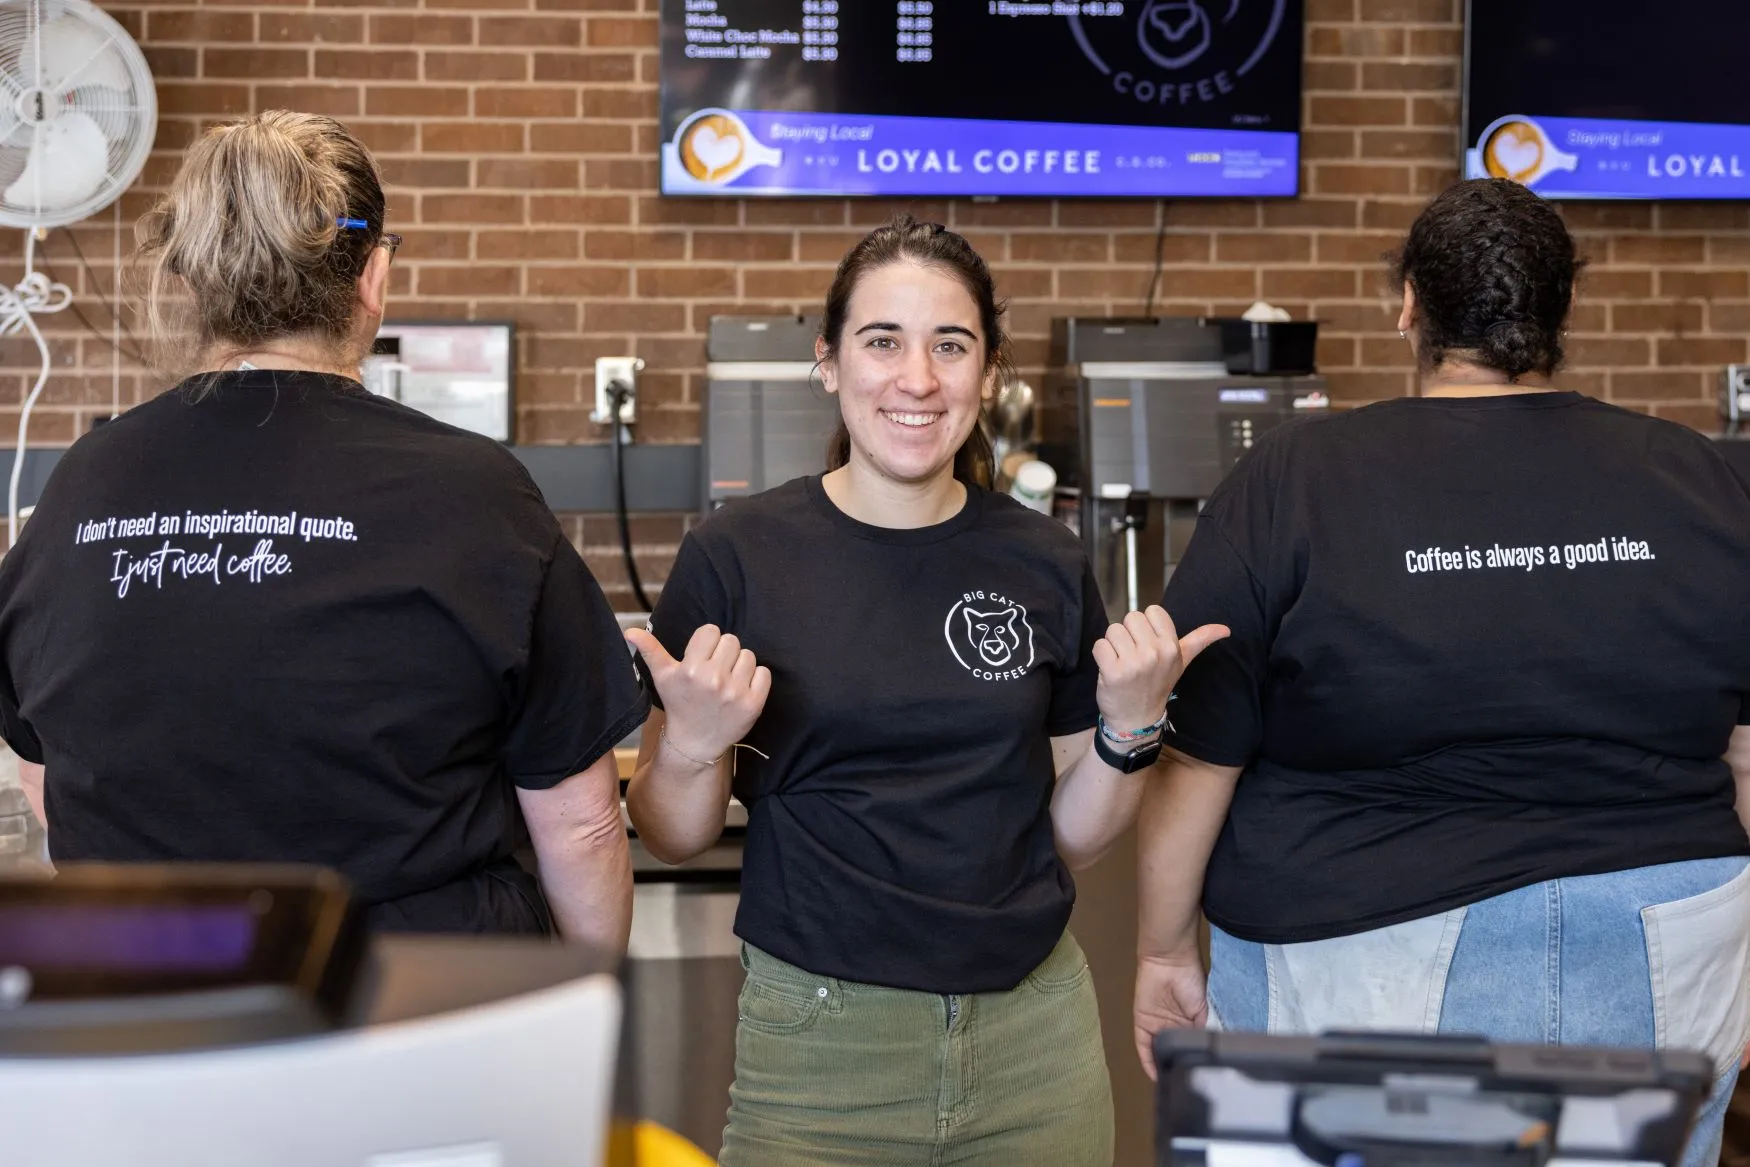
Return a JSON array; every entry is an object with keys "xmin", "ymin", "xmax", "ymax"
[{"xmin": 1093, "ymin": 729, "xmax": 1163, "ymax": 773}]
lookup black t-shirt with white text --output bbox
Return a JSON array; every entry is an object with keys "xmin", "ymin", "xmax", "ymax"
[
  {"xmin": 649, "ymin": 476, "xmax": 1106, "ymax": 993},
  {"xmin": 0, "ymin": 371, "xmax": 647, "ymax": 932},
  {"xmin": 1162, "ymin": 392, "xmax": 1750, "ymax": 943}
]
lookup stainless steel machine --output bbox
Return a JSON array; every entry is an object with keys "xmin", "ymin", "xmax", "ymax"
[
  {"xmin": 1051, "ymin": 316, "xmax": 1330, "ymax": 619},
  {"xmin": 703, "ymin": 315, "xmax": 839, "ymax": 511}
]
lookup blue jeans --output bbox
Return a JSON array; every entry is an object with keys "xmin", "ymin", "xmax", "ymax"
[{"xmin": 1209, "ymin": 857, "xmax": 1750, "ymax": 1167}]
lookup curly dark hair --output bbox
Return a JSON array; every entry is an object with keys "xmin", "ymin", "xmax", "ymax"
[{"xmin": 1391, "ymin": 178, "xmax": 1583, "ymax": 381}]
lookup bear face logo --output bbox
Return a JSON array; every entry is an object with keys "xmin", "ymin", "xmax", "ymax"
[
  {"xmin": 944, "ymin": 593, "xmax": 1037, "ymax": 679},
  {"xmin": 962, "ymin": 607, "xmax": 1021, "ymax": 667}
]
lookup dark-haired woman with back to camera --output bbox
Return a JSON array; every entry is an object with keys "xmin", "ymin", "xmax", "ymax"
[
  {"xmin": 0, "ymin": 112, "xmax": 646, "ymax": 940},
  {"xmin": 1134, "ymin": 178, "xmax": 1750, "ymax": 1167},
  {"xmin": 624, "ymin": 216, "xmax": 1228, "ymax": 1165}
]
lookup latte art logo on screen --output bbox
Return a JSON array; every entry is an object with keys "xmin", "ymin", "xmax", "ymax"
[
  {"xmin": 945, "ymin": 591, "xmax": 1037, "ymax": 682},
  {"xmin": 1070, "ymin": 0, "xmax": 1288, "ymax": 109}
]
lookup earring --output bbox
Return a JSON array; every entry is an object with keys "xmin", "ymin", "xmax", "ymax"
[{"xmin": 1398, "ymin": 330, "xmax": 1408, "ymax": 340}]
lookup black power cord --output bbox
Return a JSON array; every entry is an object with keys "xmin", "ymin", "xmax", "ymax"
[
  {"xmin": 605, "ymin": 380, "xmax": 653, "ymax": 613},
  {"xmin": 1142, "ymin": 199, "xmax": 1170, "ymax": 318}
]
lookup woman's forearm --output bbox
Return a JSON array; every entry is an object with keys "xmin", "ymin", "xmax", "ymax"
[
  {"xmin": 1050, "ymin": 729, "xmax": 1149, "ymax": 871},
  {"xmin": 1137, "ymin": 752, "xmax": 1243, "ymax": 958},
  {"xmin": 624, "ymin": 708, "xmax": 736, "ymax": 865}
]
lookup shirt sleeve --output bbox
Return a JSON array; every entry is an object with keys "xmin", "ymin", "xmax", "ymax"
[
  {"xmin": 0, "ymin": 507, "xmax": 47, "ymax": 764},
  {"xmin": 643, "ymin": 532, "xmax": 734, "ymax": 711},
  {"xmin": 502, "ymin": 537, "xmax": 649, "ymax": 789},
  {"xmin": 1046, "ymin": 561, "xmax": 1108, "ymax": 737},
  {"xmin": 1160, "ymin": 517, "xmax": 1270, "ymax": 768}
]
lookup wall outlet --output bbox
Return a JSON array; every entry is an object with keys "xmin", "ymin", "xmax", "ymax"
[{"xmin": 592, "ymin": 357, "xmax": 644, "ymax": 426}]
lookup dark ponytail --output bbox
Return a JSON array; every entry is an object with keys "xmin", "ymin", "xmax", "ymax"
[{"xmin": 819, "ymin": 215, "xmax": 1008, "ymax": 489}]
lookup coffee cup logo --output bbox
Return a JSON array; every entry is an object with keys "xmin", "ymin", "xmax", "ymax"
[
  {"xmin": 667, "ymin": 108, "xmax": 784, "ymax": 188},
  {"xmin": 680, "ymin": 114, "xmax": 747, "ymax": 182},
  {"xmin": 1465, "ymin": 115, "xmax": 1579, "ymax": 189},
  {"xmin": 1069, "ymin": 0, "xmax": 1288, "ymax": 111},
  {"xmin": 1139, "ymin": 0, "xmax": 1215, "ymax": 70}
]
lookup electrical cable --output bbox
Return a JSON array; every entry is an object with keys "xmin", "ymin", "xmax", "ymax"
[
  {"xmin": 1, "ymin": 232, "xmax": 72, "ymax": 548},
  {"xmin": 1142, "ymin": 199, "xmax": 1170, "ymax": 318},
  {"xmin": 53, "ymin": 226, "xmax": 149, "ymax": 365},
  {"xmin": 606, "ymin": 380, "xmax": 653, "ymax": 613}
]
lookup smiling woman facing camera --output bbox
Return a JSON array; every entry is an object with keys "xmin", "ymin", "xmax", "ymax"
[
  {"xmin": 1136, "ymin": 178, "xmax": 1750, "ymax": 1167},
  {"xmin": 0, "ymin": 112, "xmax": 646, "ymax": 942},
  {"xmin": 625, "ymin": 216, "xmax": 1226, "ymax": 1166}
]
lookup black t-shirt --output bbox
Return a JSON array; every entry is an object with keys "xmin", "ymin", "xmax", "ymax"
[
  {"xmin": 648, "ymin": 476, "xmax": 1106, "ymax": 993},
  {"xmin": 0, "ymin": 371, "xmax": 646, "ymax": 933},
  {"xmin": 1162, "ymin": 392, "xmax": 1750, "ymax": 944}
]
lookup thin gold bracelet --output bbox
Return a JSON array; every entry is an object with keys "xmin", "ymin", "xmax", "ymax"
[{"xmin": 660, "ymin": 725, "xmax": 724, "ymax": 768}]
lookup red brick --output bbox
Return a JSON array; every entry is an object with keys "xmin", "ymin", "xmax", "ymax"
[
  {"xmin": 1311, "ymin": 96, "xmax": 1409, "ymax": 127},
  {"xmin": 530, "ymin": 195, "xmax": 633, "ymax": 224},
  {"xmin": 584, "ymin": 159, "xmax": 658, "ymax": 190},
  {"xmin": 1009, "ymin": 233, "xmax": 1111, "ymax": 263},
  {"xmin": 260, "ymin": 14, "xmax": 363, "ymax": 42},
  {"xmin": 423, "ymin": 122, "xmax": 526, "ymax": 154},
  {"xmin": 530, "ymin": 124, "xmax": 635, "ymax": 154},
  {"xmin": 477, "ymin": 159, "xmax": 580, "ymax": 189},
  {"xmin": 369, "ymin": 14, "xmax": 473, "ymax": 44},
  {"xmin": 588, "ymin": 15, "xmax": 656, "ymax": 46},
  {"xmin": 203, "ymin": 48, "xmax": 309, "ymax": 78},
  {"xmin": 1262, "ymin": 269, "xmax": 1360, "ymax": 299},
  {"xmin": 1315, "ymin": 164, "xmax": 1414, "ymax": 196},
  {"xmin": 422, "ymin": 193, "xmax": 525, "ymax": 224},
  {"xmin": 1359, "ymin": 0, "xmax": 1456, "ymax": 19},
  {"xmin": 1612, "ymin": 236, "xmax": 1706, "ymax": 265},
  {"xmin": 1610, "ymin": 371, "xmax": 1711, "ymax": 401},
  {"xmin": 367, "ymin": 87, "xmax": 470, "ymax": 117},
  {"xmin": 480, "ymin": 15, "xmax": 583, "ymax": 45},
  {"xmin": 1360, "ymin": 130, "xmax": 1457, "ymax": 160},
  {"xmin": 1567, "ymin": 338, "xmax": 1652, "ymax": 368},
  {"xmin": 1658, "ymin": 270, "xmax": 1750, "ymax": 300},
  {"xmin": 585, "ymin": 303, "xmax": 688, "ymax": 333},
  {"xmin": 258, "ymin": 85, "xmax": 359, "ymax": 116},
  {"xmin": 526, "ymin": 266, "xmax": 632, "ymax": 296},
  {"xmin": 315, "ymin": 50, "xmax": 418, "ymax": 81},
  {"xmin": 1216, "ymin": 234, "xmax": 1314, "ymax": 264},
  {"xmin": 151, "ymin": 81, "xmax": 252, "ymax": 116},
  {"xmin": 1310, "ymin": 26, "xmax": 1405, "ymax": 56},
  {"xmin": 478, "ymin": 230, "xmax": 580, "ymax": 261},
  {"xmin": 693, "ymin": 233, "xmax": 795, "ymax": 262},
  {"xmin": 425, "ymin": 52, "xmax": 529, "ymax": 82},
  {"xmin": 417, "ymin": 265, "xmax": 521, "ymax": 297},
  {"xmin": 148, "ymin": 11, "xmax": 255, "ymax": 41},
  {"xmin": 536, "ymin": 52, "xmax": 637, "ymax": 83},
  {"xmin": 1361, "ymin": 62, "xmax": 1457, "ymax": 91},
  {"xmin": 642, "ymin": 267, "xmax": 738, "ymax": 299},
  {"xmin": 476, "ymin": 301, "xmax": 579, "ymax": 333},
  {"xmin": 475, "ymin": 88, "xmax": 578, "ymax": 119},
  {"xmin": 1657, "ymin": 337, "xmax": 1746, "ymax": 367}
]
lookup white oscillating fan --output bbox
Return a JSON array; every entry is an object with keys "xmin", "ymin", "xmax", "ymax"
[{"xmin": 0, "ymin": 0, "xmax": 157, "ymax": 545}]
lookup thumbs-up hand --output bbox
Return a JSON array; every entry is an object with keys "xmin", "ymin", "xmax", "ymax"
[
  {"xmin": 1093, "ymin": 605, "xmax": 1229, "ymax": 732},
  {"xmin": 624, "ymin": 624, "xmax": 772, "ymax": 766}
]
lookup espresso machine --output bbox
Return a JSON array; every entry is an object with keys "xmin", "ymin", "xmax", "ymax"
[{"xmin": 1051, "ymin": 316, "xmax": 1329, "ymax": 619}]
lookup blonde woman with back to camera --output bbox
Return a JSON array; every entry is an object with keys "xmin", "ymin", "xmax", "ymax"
[{"xmin": 0, "ymin": 111, "xmax": 647, "ymax": 939}]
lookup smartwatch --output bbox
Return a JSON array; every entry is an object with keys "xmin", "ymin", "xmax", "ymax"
[{"xmin": 1093, "ymin": 727, "xmax": 1164, "ymax": 773}]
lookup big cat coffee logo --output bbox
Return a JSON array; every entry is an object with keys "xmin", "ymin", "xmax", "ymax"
[{"xmin": 1070, "ymin": 0, "xmax": 1288, "ymax": 108}]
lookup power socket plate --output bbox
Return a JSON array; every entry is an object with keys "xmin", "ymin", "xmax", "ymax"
[{"xmin": 592, "ymin": 357, "xmax": 644, "ymax": 425}]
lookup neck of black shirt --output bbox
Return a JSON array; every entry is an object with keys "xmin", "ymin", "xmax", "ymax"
[{"xmin": 821, "ymin": 463, "xmax": 969, "ymax": 530}]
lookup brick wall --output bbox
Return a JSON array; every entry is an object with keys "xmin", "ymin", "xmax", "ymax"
[{"xmin": 7, "ymin": 0, "xmax": 1746, "ymax": 606}]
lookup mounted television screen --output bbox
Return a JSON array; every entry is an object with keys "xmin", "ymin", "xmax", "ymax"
[
  {"xmin": 1463, "ymin": 0, "xmax": 1750, "ymax": 199},
  {"xmin": 660, "ymin": 1, "xmax": 1303, "ymax": 199}
]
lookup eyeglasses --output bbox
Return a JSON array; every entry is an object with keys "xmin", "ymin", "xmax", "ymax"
[{"xmin": 337, "ymin": 217, "xmax": 402, "ymax": 261}]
